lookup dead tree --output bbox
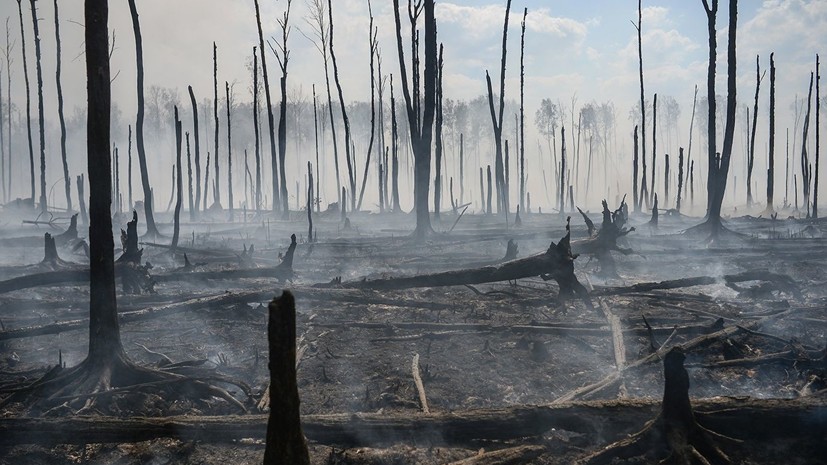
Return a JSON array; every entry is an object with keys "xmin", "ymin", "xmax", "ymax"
[
  {"xmin": 573, "ymin": 199, "xmax": 634, "ymax": 277},
  {"xmin": 814, "ymin": 54, "xmax": 820, "ymax": 218},
  {"xmin": 16, "ymin": 0, "xmax": 35, "ymax": 205},
  {"xmin": 633, "ymin": 0, "xmax": 647, "ymax": 212},
  {"xmin": 253, "ymin": 0, "xmax": 280, "ymax": 212},
  {"xmin": 357, "ymin": 6, "xmax": 378, "ymax": 212},
  {"xmin": 312, "ymin": 85, "xmax": 320, "ymax": 212},
  {"xmin": 578, "ymin": 348, "xmax": 737, "ymax": 465},
  {"xmin": 225, "ymin": 81, "xmax": 234, "ymax": 219},
  {"xmin": 633, "ymin": 126, "xmax": 639, "ymax": 211},
  {"xmin": 391, "ymin": 76, "xmax": 401, "ymax": 212},
  {"xmin": 53, "ymin": 0, "xmax": 71, "ymax": 211},
  {"xmin": 127, "ymin": 0, "xmax": 159, "ymax": 236},
  {"xmin": 77, "ymin": 175, "xmax": 88, "ymax": 226},
  {"xmin": 212, "ymin": 43, "xmax": 221, "ymax": 209},
  {"xmin": 188, "ymin": 86, "xmax": 201, "ymax": 217},
  {"xmin": 185, "ymin": 133, "xmax": 194, "ymax": 220},
  {"xmin": 747, "ymin": 55, "xmax": 763, "ymax": 208},
  {"xmin": 560, "ymin": 126, "xmax": 566, "ymax": 215},
  {"xmin": 485, "ymin": 0, "xmax": 512, "ymax": 214},
  {"xmin": 519, "ymin": 8, "xmax": 527, "ymax": 213},
  {"xmin": 29, "ymin": 0, "xmax": 47, "ymax": 211},
  {"xmin": 433, "ymin": 43, "xmax": 444, "ymax": 220},
  {"xmin": 677, "ymin": 148, "xmax": 684, "ymax": 211},
  {"xmin": 253, "ymin": 50, "xmax": 261, "ymax": 212},
  {"xmin": 651, "ymin": 93, "xmax": 657, "ymax": 206},
  {"xmin": 263, "ymin": 291, "xmax": 310, "ymax": 464},
  {"xmin": 800, "ymin": 72, "xmax": 814, "ymax": 217},
  {"xmin": 460, "ymin": 133, "xmax": 465, "ymax": 205},
  {"xmin": 685, "ymin": 85, "xmax": 698, "ymax": 203},
  {"xmin": 3, "ymin": 20, "xmax": 10, "ymax": 202},
  {"xmin": 766, "ymin": 53, "xmax": 776, "ymax": 213},
  {"xmin": 127, "ymin": 126, "xmax": 133, "ymax": 209},
  {"xmin": 486, "ymin": 165, "xmax": 493, "ymax": 215},
  {"xmin": 272, "ymin": 0, "xmax": 293, "ymax": 216},
  {"xmin": 392, "ymin": 0, "xmax": 437, "ymax": 238},
  {"xmin": 307, "ymin": 163, "xmax": 313, "ymax": 241},
  {"xmin": 172, "ymin": 107, "xmax": 183, "ymax": 250},
  {"xmin": 0, "ymin": 43, "xmax": 4, "ymax": 203},
  {"xmin": 328, "ymin": 0, "xmax": 355, "ymax": 212}
]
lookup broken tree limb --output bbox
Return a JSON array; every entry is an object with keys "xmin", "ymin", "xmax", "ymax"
[
  {"xmin": 447, "ymin": 445, "xmax": 546, "ymax": 465},
  {"xmin": 412, "ymin": 353, "xmax": 430, "ymax": 414},
  {"xmin": 592, "ymin": 271, "xmax": 801, "ymax": 298},
  {"xmin": 599, "ymin": 299, "xmax": 627, "ymax": 397},
  {"xmin": 0, "ymin": 397, "xmax": 821, "ymax": 447},
  {"xmin": 572, "ymin": 199, "xmax": 634, "ymax": 277},
  {"xmin": 322, "ymin": 220, "xmax": 588, "ymax": 300}
]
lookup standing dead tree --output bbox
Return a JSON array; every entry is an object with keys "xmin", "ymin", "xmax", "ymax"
[
  {"xmin": 253, "ymin": 0, "xmax": 280, "ymax": 212},
  {"xmin": 815, "ymin": 54, "xmax": 821, "ymax": 218},
  {"xmin": 633, "ymin": 0, "xmax": 647, "ymax": 211},
  {"xmin": 676, "ymin": 148, "xmax": 684, "ymax": 211},
  {"xmin": 172, "ymin": 107, "xmax": 183, "ymax": 250},
  {"xmin": 357, "ymin": 3, "xmax": 378, "ymax": 212},
  {"xmin": 212, "ymin": 43, "xmax": 221, "ymax": 209},
  {"xmin": 766, "ymin": 53, "xmax": 776, "ymax": 214},
  {"xmin": 746, "ymin": 55, "xmax": 764, "ymax": 208},
  {"xmin": 485, "ymin": 0, "xmax": 512, "ymax": 215},
  {"xmin": 391, "ymin": 76, "xmax": 401, "ymax": 212},
  {"xmin": 800, "ymin": 72, "xmax": 814, "ymax": 218},
  {"xmin": 186, "ymin": 132, "xmax": 194, "ymax": 221},
  {"xmin": 2, "ymin": 19, "xmax": 10, "ymax": 202},
  {"xmin": 127, "ymin": 0, "xmax": 159, "ymax": 236},
  {"xmin": 685, "ymin": 85, "xmax": 698, "ymax": 205},
  {"xmin": 392, "ymin": 0, "xmax": 437, "ymax": 238},
  {"xmin": 633, "ymin": 125, "xmax": 639, "ymax": 211},
  {"xmin": 328, "ymin": 0, "xmax": 355, "ymax": 212},
  {"xmin": 271, "ymin": 0, "xmax": 293, "ymax": 216},
  {"xmin": 519, "ymin": 7, "xmax": 527, "ymax": 214},
  {"xmin": 53, "ymin": 0, "xmax": 71, "ymax": 211},
  {"xmin": 433, "ymin": 43, "xmax": 443, "ymax": 220},
  {"xmin": 188, "ymin": 86, "xmax": 201, "ymax": 217},
  {"xmin": 226, "ymin": 81, "xmax": 233, "ymax": 219},
  {"xmin": 16, "ymin": 0, "xmax": 35, "ymax": 205},
  {"xmin": 252, "ymin": 49, "xmax": 261, "ymax": 212}
]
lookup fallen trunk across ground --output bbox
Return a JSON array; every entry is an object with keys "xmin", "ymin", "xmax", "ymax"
[{"xmin": 0, "ymin": 397, "xmax": 822, "ymax": 447}]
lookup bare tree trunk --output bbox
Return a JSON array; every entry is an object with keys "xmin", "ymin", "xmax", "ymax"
[
  {"xmin": 664, "ymin": 153, "xmax": 669, "ymax": 207},
  {"xmin": 172, "ymin": 107, "xmax": 182, "ymax": 250},
  {"xmin": 560, "ymin": 126, "xmax": 566, "ymax": 215},
  {"xmin": 800, "ymin": 72, "xmax": 814, "ymax": 218},
  {"xmin": 127, "ymin": 125, "xmax": 133, "ymax": 210},
  {"xmin": 187, "ymin": 86, "xmax": 201, "ymax": 217},
  {"xmin": 53, "ymin": 0, "xmax": 71, "ymax": 211},
  {"xmin": 16, "ymin": 0, "xmax": 35, "ymax": 205},
  {"xmin": 519, "ymin": 8, "xmax": 527, "ymax": 213},
  {"xmin": 813, "ymin": 54, "xmax": 820, "ymax": 218},
  {"xmin": 203, "ymin": 151, "xmax": 210, "ymax": 212},
  {"xmin": 459, "ymin": 133, "xmax": 464, "ymax": 205},
  {"xmin": 433, "ymin": 44, "xmax": 443, "ymax": 220},
  {"xmin": 635, "ymin": 0, "xmax": 647, "ymax": 212},
  {"xmin": 328, "ymin": 0, "xmax": 355, "ymax": 212},
  {"xmin": 186, "ymin": 132, "xmax": 194, "ymax": 221},
  {"xmin": 4, "ymin": 22, "xmax": 11, "ymax": 202},
  {"xmin": 747, "ymin": 55, "xmax": 762, "ymax": 208},
  {"xmin": 0, "ymin": 55, "xmax": 4, "ymax": 203},
  {"xmin": 677, "ymin": 147, "xmax": 684, "ymax": 211},
  {"xmin": 77, "ymin": 175, "xmax": 88, "ymax": 226},
  {"xmin": 127, "ymin": 0, "xmax": 159, "ymax": 236},
  {"xmin": 226, "ymin": 81, "xmax": 234, "ymax": 219},
  {"xmin": 273, "ymin": 0, "xmax": 293, "ymax": 216},
  {"xmin": 357, "ymin": 9, "xmax": 378, "ymax": 212},
  {"xmin": 486, "ymin": 165, "xmax": 493, "ymax": 215},
  {"xmin": 685, "ymin": 85, "xmax": 697, "ymax": 203},
  {"xmin": 766, "ymin": 54, "xmax": 776, "ymax": 212},
  {"xmin": 391, "ymin": 77, "xmax": 400, "ymax": 212},
  {"xmin": 633, "ymin": 125, "xmax": 639, "ymax": 212},
  {"xmin": 485, "ymin": 0, "xmax": 512, "ymax": 214},
  {"xmin": 651, "ymin": 93, "xmax": 657, "ymax": 206},
  {"xmin": 29, "ymin": 0, "xmax": 46, "ymax": 213},
  {"xmin": 253, "ymin": 0, "xmax": 280, "ymax": 212},
  {"xmin": 212, "ymin": 43, "xmax": 221, "ymax": 208}
]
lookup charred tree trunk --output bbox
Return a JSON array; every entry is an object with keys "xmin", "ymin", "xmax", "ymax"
[
  {"xmin": 686, "ymin": 85, "xmax": 698, "ymax": 203},
  {"xmin": 815, "ymin": 54, "xmax": 821, "ymax": 218},
  {"xmin": 16, "ymin": 0, "xmax": 35, "ymax": 205},
  {"xmin": 212, "ymin": 43, "xmax": 221, "ymax": 209},
  {"xmin": 188, "ymin": 87, "xmax": 201, "ymax": 217},
  {"xmin": 127, "ymin": 126, "xmax": 133, "ymax": 210},
  {"xmin": 391, "ymin": 77, "xmax": 400, "ymax": 212},
  {"xmin": 127, "ymin": 0, "xmax": 159, "ymax": 236},
  {"xmin": 31, "ymin": 0, "xmax": 48, "ymax": 213},
  {"xmin": 664, "ymin": 154, "xmax": 669, "ymax": 207},
  {"xmin": 274, "ymin": 0, "xmax": 293, "ymax": 217},
  {"xmin": 766, "ymin": 53, "xmax": 776, "ymax": 213},
  {"xmin": 392, "ymin": 0, "xmax": 436, "ymax": 238},
  {"xmin": 460, "ymin": 133, "xmax": 465, "ymax": 205},
  {"xmin": 172, "ymin": 107, "xmax": 183, "ymax": 250},
  {"xmin": 3, "ymin": 24, "xmax": 9, "ymax": 202},
  {"xmin": 677, "ymin": 148, "xmax": 684, "ymax": 212},
  {"xmin": 53, "ymin": 0, "xmax": 71, "ymax": 211},
  {"xmin": 433, "ymin": 44, "xmax": 444, "ymax": 220},
  {"xmin": 186, "ymin": 132, "xmax": 194, "ymax": 221},
  {"xmin": 635, "ymin": 0, "xmax": 647, "ymax": 212},
  {"xmin": 651, "ymin": 93, "xmax": 657, "ymax": 207},
  {"xmin": 633, "ymin": 126, "xmax": 639, "ymax": 212},
  {"xmin": 329, "ymin": 0, "xmax": 355, "ymax": 212},
  {"xmin": 77, "ymin": 175, "xmax": 88, "ymax": 226},
  {"xmin": 252, "ymin": 49, "xmax": 261, "ymax": 212},
  {"xmin": 560, "ymin": 126, "xmax": 566, "ymax": 215},
  {"xmin": 253, "ymin": 0, "xmax": 280, "ymax": 212},
  {"xmin": 307, "ymin": 162, "xmax": 314, "ymax": 241},
  {"xmin": 226, "ymin": 81, "xmax": 234, "ymax": 219},
  {"xmin": 357, "ymin": 10, "xmax": 378, "ymax": 212},
  {"xmin": 485, "ymin": 0, "xmax": 512, "ymax": 214},
  {"xmin": 486, "ymin": 165, "xmax": 493, "ymax": 215},
  {"xmin": 312, "ymin": 85, "xmax": 319, "ymax": 212},
  {"xmin": 800, "ymin": 72, "xmax": 814, "ymax": 218},
  {"xmin": 519, "ymin": 8, "xmax": 527, "ymax": 213},
  {"xmin": 747, "ymin": 55, "xmax": 762, "ymax": 208},
  {"xmin": 263, "ymin": 291, "xmax": 310, "ymax": 464}
]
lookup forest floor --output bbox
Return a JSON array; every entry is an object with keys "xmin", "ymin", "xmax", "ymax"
[{"xmin": 0, "ymin": 205, "xmax": 825, "ymax": 464}]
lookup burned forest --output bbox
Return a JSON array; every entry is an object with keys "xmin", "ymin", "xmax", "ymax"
[{"xmin": 0, "ymin": 0, "xmax": 826, "ymax": 464}]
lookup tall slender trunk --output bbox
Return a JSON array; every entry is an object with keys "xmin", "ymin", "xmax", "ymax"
[
  {"xmin": 650, "ymin": 93, "xmax": 657, "ymax": 206},
  {"xmin": 30, "ymin": 0, "xmax": 46, "ymax": 213},
  {"xmin": 226, "ymin": 81, "xmax": 233, "ymax": 219},
  {"xmin": 328, "ymin": 0, "xmax": 355, "ymax": 211},
  {"xmin": 187, "ymin": 86, "xmax": 201, "ymax": 217},
  {"xmin": 312, "ymin": 85, "xmax": 320, "ymax": 213},
  {"xmin": 485, "ymin": 0, "xmax": 512, "ymax": 214},
  {"xmin": 459, "ymin": 134, "xmax": 464, "ymax": 205},
  {"xmin": 800, "ymin": 73, "xmax": 814, "ymax": 218},
  {"xmin": 767, "ymin": 54, "xmax": 776, "ymax": 212},
  {"xmin": 16, "ymin": 0, "xmax": 35, "ymax": 205},
  {"xmin": 433, "ymin": 44, "xmax": 443, "ymax": 219},
  {"xmin": 53, "ymin": 0, "xmax": 71, "ymax": 211},
  {"xmin": 127, "ymin": 125, "xmax": 133, "ymax": 209},
  {"xmin": 635, "ymin": 0, "xmax": 646, "ymax": 212},
  {"xmin": 127, "ymin": 0, "xmax": 158, "ymax": 235},
  {"xmin": 253, "ymin": 0, "xmax": 280, "ymax": 212},
  {"xmin": 677, "ymin": 147, "xmax": 684, "ymax": 211},
  {"xmin": 0, "ymin": 56, "xmax": 4, "ymax": 203},
  {"xmin": 212, "ymin": 43, "xmax": 221, "ymax": 208},
  {"xmin": 172, "ymin": 107, "xmax": 182, "ymax": 249},
  {"xmin": 252, "ymin": 49, "xmax": 261, "ymax": 212},
  {"xmin": 747, "ymin": 55, "xmax": 762, "ymax": 207},
  {"xmin": 560, "ymin": 126, "xmax": 566, "ymax": 215},
  {"xmin": 186, "ymin": 132, "xmax": 194, "ymax": 221},
  {"xmin": 519, "ymin": 8, "xmax": 527, "ymax": 213},
  {"xmin": 813, "ymin": 54, "xmax": 820, "ymax": 218},
  {"xmin": 358, "ymin": 11, "xmax": 378, "ymax": 212},
  {"xmin": 275, "ymin": 1, "xmax": 292, "ymax": 216},
  {"xmin": 4, "ymin": 21, "xmax": 11, "ymax": 202},
  {"xmin": 486, "ymin": 165, "xmax": 493, "ymax": 215},
  {"xmin": 685, "ymin": 85, "xmax": 698, "ymax": 203},
  {"xmin": 391, "ymin": 77, "xmax": 400, "ymax": 212},
  {"xmin": 633, "ymin": 125, "xmax": 639, "ymax": 211}
]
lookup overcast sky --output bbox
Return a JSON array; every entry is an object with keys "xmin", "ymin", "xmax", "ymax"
[{"xmin": 0, "ymin": 0, "xmax": 824, "ymax": 212}]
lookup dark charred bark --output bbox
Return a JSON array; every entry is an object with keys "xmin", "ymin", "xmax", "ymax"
[
  {"xmin": 16, "ymin": 0, "xmax": 35, "ymax": 205},
  {"xmin": 263, "ymin": 291, "xmax": 310, "ymax": 464},
  {"xmin": 391, "ymin": 77, "xmax": 400, "ymax": 212},
  {"xmin": 252, "ymin": 49, "xmax": 261, "ymax": 212},
  {"xmin": 77, "ymin": 175, "xmax": 88, "ymax": 226},
  {"xmin": 188, "ymin": 86, "xmax": 201, "ymax": 217},
  {"xmin": 225, "ymin": 81, "xmax": 233, "ymax": 219},
  {"xmin": 433, "ymin": 43, "xmax": 444, "ymax": 220},
  {"xmin": 274, "ymin": 0, "xmax": 293, "ymax": 216},
  {"xmin": 127, "ymin": 0, "xmax": 159, "ymax": 236},
  {"xmin": 519, "ymin": 8, "xmax": 527, "ymax": 213},
  {"xmin": 172, "ymin": 107, "xmax": 183, "ymax": 250},
  {"xmin": 253, "ymin": 0, "xmax": 280, "ymax": 212},
  {"xmin": 329, "ymin": 0, "xmax": 355, "ymax": 212},
  {"xmin": 212, "ymin": 43, "xmax": 221, "ymax": 209},
  {"xmin": 573, "ymin": 199, "xmax": 634, "ymax": 278},
  {"xmin": 53, "ymin": 0, "xmax": 71, "ymax": 211},
  {"xmin": 747, "ymin": 55, "xmax": 763, "ymax": 208},
  {"xmin": 312, "ymin": 85, "xmax": 319, "ymax": 213},
  {"xmin": 686, "ymin": 85, "xmax": 698, "ymax": 203},
  {"xmin": 358, "ymin": 9, "xmax": 378, "ymax": 212},
  {"xmin": 814, "ymin": 54, "xmax": 820, "ymax": 218},
  {"xmin": 633, "ymin": 125, "xmax": 639, "ymax": 212},
  {"xmin": 485, "ymin": 0, "xmax": 512, "ymax": 215},
  {"xmin": 460, "ymin": 133, "xmax": 465, "ymax": 205},
  {"xmin": 560, "ymin": 126, "xmax": 566, "ymax": 215},
  {"xmin": 486, "ymin": 165, "xmax": 493, "ymax": 215},
  {"xmin": 664, "ymin": 154, "xmax": 669, "ymax": 208},
  {"xmin": 307, "ymin": 163, "xmax": 314, "ymax": 241},
  {"xmin": 677, "ymin": 148, "xmax": 684, "ymax": 212},
  {"xmin": 186, "ymin": 133, "xmax": 194, "ymax": 221},
  {"xmin": 29, "ymin": 0, "xmax": 46, "ymax": 212},
  {"xmin": 635, "ymin": 0, "xmax": 647, "ymax": 212},
  {"xmin": 800, "ymin": 73, "xmax": 814, "ymax": 218},
  {"xmin": 127, "ymin": 126, "xmax": 133, "ymax": 210}
]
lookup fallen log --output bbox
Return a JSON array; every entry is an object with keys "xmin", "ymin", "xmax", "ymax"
[
  {"xmin": 447, "ymin": 445, "xmax": 546, "ymax": 465},
  {"xmin": 0, "ymin": 397, "xmax": 821, "ymax": 447},
  {"xmin": 320, "ymin": 220, "xmax": 589, "ymax": 300},
  {"xmin": 592, "ymin": 271, "xmax": 801, "ymax": 298}
]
